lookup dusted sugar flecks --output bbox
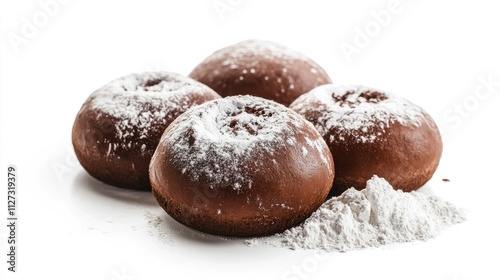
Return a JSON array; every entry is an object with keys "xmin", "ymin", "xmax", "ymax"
[
  {"xmin": 190, "ymin": 40, "xmax": 332, "ymax": 106},
  {"xmin": 90, "ymin": 72, "xmax": 219, "ymax": 146},
  {"xmin": 290, "ymin": 84, "xmax": 425, "ymax": 144}
]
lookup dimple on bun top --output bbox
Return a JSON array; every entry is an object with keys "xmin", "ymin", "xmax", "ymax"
[
  {"xmin": 290, "ymin": 84, "xmax": 443, "ymax": 196},
  {"xmin": 149, "ymin": 95, "xmax": 335, "ymax": 237},
  {"xmin": 189, "ymin": 40, "xmax": 332, "ymax": 106}
]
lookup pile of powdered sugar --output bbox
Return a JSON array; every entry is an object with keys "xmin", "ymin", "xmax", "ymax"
[
  {"xmin": 290, "ymin": 84, "xmax": 426, "ymax": 143},
  {"xmin": 248, "ymin": 176, "xmax": 465, "ymax": 252}
]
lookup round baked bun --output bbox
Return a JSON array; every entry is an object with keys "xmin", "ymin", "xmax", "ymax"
[
  {"xmin": 72, "ymin": 72, "xmax": 221, "ymax": 191},
  {"xmin": 149, "ymin": 95, "xmax": 335, "ymax": 236},
  {"xmin": 290, "ymin": 84, "xmax": 443, "ymax": 196},
  {"xmin": 189, "ymin": 40, "xmax": 331, "ymax": 106}
]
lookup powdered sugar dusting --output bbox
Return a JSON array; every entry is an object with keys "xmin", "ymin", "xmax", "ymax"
[
  {"xmin": 88, "ymin": 72, "xmax": 217, "ymax": 153},
  {"xmin": 210, "ymin": 40, "xmax": 312, "ymax": 69},
  {"xmin": 290, "ymin": 85, "xmax": 425, "ymax": 143},
  {"xmin": 248, "ymin": 176, "xmax": 466, "ymax": 252},
  {"xmin": 196, "ymin": 40, "xmax": 326, "ymax": 97},
  {"xmin": 156, "ymin": 95, "xmax": 330, "ymax": 191},
  {"xmin": 190, "ymin": 40, "xmax": 332, "ymax": 106}
]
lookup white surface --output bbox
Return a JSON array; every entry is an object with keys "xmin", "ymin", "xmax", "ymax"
[{"xmin": 1, "ymin": 0, "xmax": 499, "ymax": 279}]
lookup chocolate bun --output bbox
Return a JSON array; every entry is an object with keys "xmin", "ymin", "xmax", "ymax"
[
  {"xmin": 189, "ymin": 40, "xmax": 331, "ymax": 106},
  {"xmin": 72, "ymin": 72, "xmax": 221, "ymax": 191},
  {"xmin": 290, "ymin": 84, "xmax": 443, "ymax": 196},
  {"xmin": 149, "ymin": 95, "xmax": 334, "ymax": 236}
]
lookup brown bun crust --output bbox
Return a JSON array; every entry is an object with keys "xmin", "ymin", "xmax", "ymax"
[
  {"xmin": 189, "ymin": 40, "xmax": 332, "ymax": 106},
  {"xmin": 72, "ymin": 72, "xmax": 221, "ymax": 191},
  {"xmin": 290, "ymin": 85, "xmax": 443, "ymax": 196},
  {"xmin": 149, "ymin": 95, "xmax": 334, "ymax": 236}
]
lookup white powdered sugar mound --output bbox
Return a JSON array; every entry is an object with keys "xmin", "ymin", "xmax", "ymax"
[
  {"xmin": 89, "ymin": 72, "xmax": 214, "ymax": 141},
  {"xmin": 290, "ymin": 85, "xmax": 426, "ymax": 143},
  {"xmin": 249, "ymin": 176, "xmax": 465, "ymax": 252},
  {"xmin": 155, "ymin": 95, "xmax": 330, "ymax": 191}
]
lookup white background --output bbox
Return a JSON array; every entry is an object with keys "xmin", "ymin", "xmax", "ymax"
[{"xmin": 1, "ymin": 0, "xmax": 500, "ymax": 279}]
